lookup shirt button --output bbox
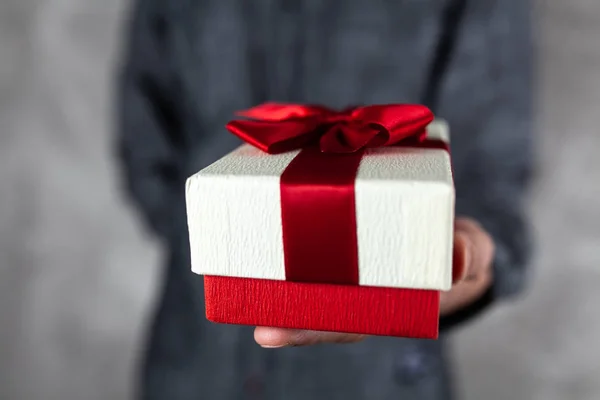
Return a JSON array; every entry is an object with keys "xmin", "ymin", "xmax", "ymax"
[
  {"xmin": 243, "ymin": 373, "xmax": 264, "ymax": 396},
  {"xmin": 393, "ymin": 351, "xmax": 432, "ymax": 385}
]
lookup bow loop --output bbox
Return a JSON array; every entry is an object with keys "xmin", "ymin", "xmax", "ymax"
[
  {"xmin": 227, "ymin": 103, "xmax": 434, "ymax": 154},
  {"xmin": 236, "ymin": 102, "xmax": 334, "ymax": 122}
]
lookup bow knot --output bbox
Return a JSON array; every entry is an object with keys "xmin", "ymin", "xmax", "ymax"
[{"xmin": 226, "ymin": 102, "xmax": 434, "ymax": 154}]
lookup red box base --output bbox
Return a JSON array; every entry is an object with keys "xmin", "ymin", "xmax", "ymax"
[{"xmin": 204, "ymin": 276, "xmax": 440, "ymax": 339}]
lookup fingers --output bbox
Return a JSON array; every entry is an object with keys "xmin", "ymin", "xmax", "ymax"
[
  {"xmin": 440, "ymin": 218, "xmax": 495, "ymax": 316},
  {"xmin": 454, "ymin": 218, "xmax": 495, "ymax": 281},
  {"xmin": 254, "ymin": 327, "xmax": 366, "ymax": 348},
  {"xmin": 452, "ymin": 230, "xmax": 471, "ymax": 283}
]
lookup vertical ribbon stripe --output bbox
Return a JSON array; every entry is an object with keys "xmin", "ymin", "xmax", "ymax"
[{"xmin": 280, "ymin": 147, "xmax": 364, "ymax": 285}]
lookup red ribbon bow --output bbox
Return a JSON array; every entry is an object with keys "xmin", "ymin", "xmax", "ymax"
[{"xmin": 226, "ymin": 103, "xmax": 434, "ymax": 154}]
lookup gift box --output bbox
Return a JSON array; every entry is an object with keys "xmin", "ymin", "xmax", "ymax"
[{"xmin": 185, "ymin": 103, "xmax": 454, "ymax": 339}]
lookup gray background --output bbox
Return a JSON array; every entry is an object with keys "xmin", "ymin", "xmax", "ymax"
[{"xmin": 1, "ymin": 1, "xmax": 599, "ymax": 399}]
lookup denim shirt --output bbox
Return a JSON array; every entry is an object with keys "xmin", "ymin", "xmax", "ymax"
[{"xmin": 116, "ymin": 1, "xmax": 534, "ymax": 399}]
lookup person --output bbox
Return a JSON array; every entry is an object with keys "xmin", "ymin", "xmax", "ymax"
[{"xmin": 115, "ymin": 1, "xmax": 534, "ymax": 399}]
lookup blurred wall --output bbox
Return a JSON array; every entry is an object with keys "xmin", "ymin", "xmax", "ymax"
[
  {"xmin": 0, "ymin": 1, "xmax": 599, "ymax": 400},
  {"xmin": 453, "ymin": 2, "xmax": 600, "ymax": 399},
  {"xmin": 0, "ymin": 1, "xmax": 162, "ymax": 399}
]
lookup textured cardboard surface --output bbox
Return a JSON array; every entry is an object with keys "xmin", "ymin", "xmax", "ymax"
[
  {"xmin": 187, "ymin": 144, "xmax": 454, "ymax": 290},
  {"xmin": 204, "ymin": 275, "xmax": 440, "ymax": 338}
]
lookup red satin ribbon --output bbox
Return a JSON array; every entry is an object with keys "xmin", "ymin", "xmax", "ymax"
[
  {"xmin": 226, "ymin": 103, "xmax": 434, "ymax": 154},
  {"xmin": 226, "ymin": 103, "xmax": 440, "ymax": 285}
]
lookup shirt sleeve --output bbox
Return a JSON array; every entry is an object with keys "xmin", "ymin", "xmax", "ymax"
[
  {"xmin": 114, "ymin": 0, "xmax": 189, "ymax": 242},
  {"xmin": 434, "ymin": 0, "xmax": 535, "ymax": 331}
]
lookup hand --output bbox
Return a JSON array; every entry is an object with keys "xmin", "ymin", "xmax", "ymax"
[{"xmin": 254, "ymin": 217, "xmax": 495, "ymax": 348}]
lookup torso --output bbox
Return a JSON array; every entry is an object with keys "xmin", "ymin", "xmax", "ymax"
[{"xmin": 150, "ymin": 1, "xmax": 464, "ymax": 399}]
